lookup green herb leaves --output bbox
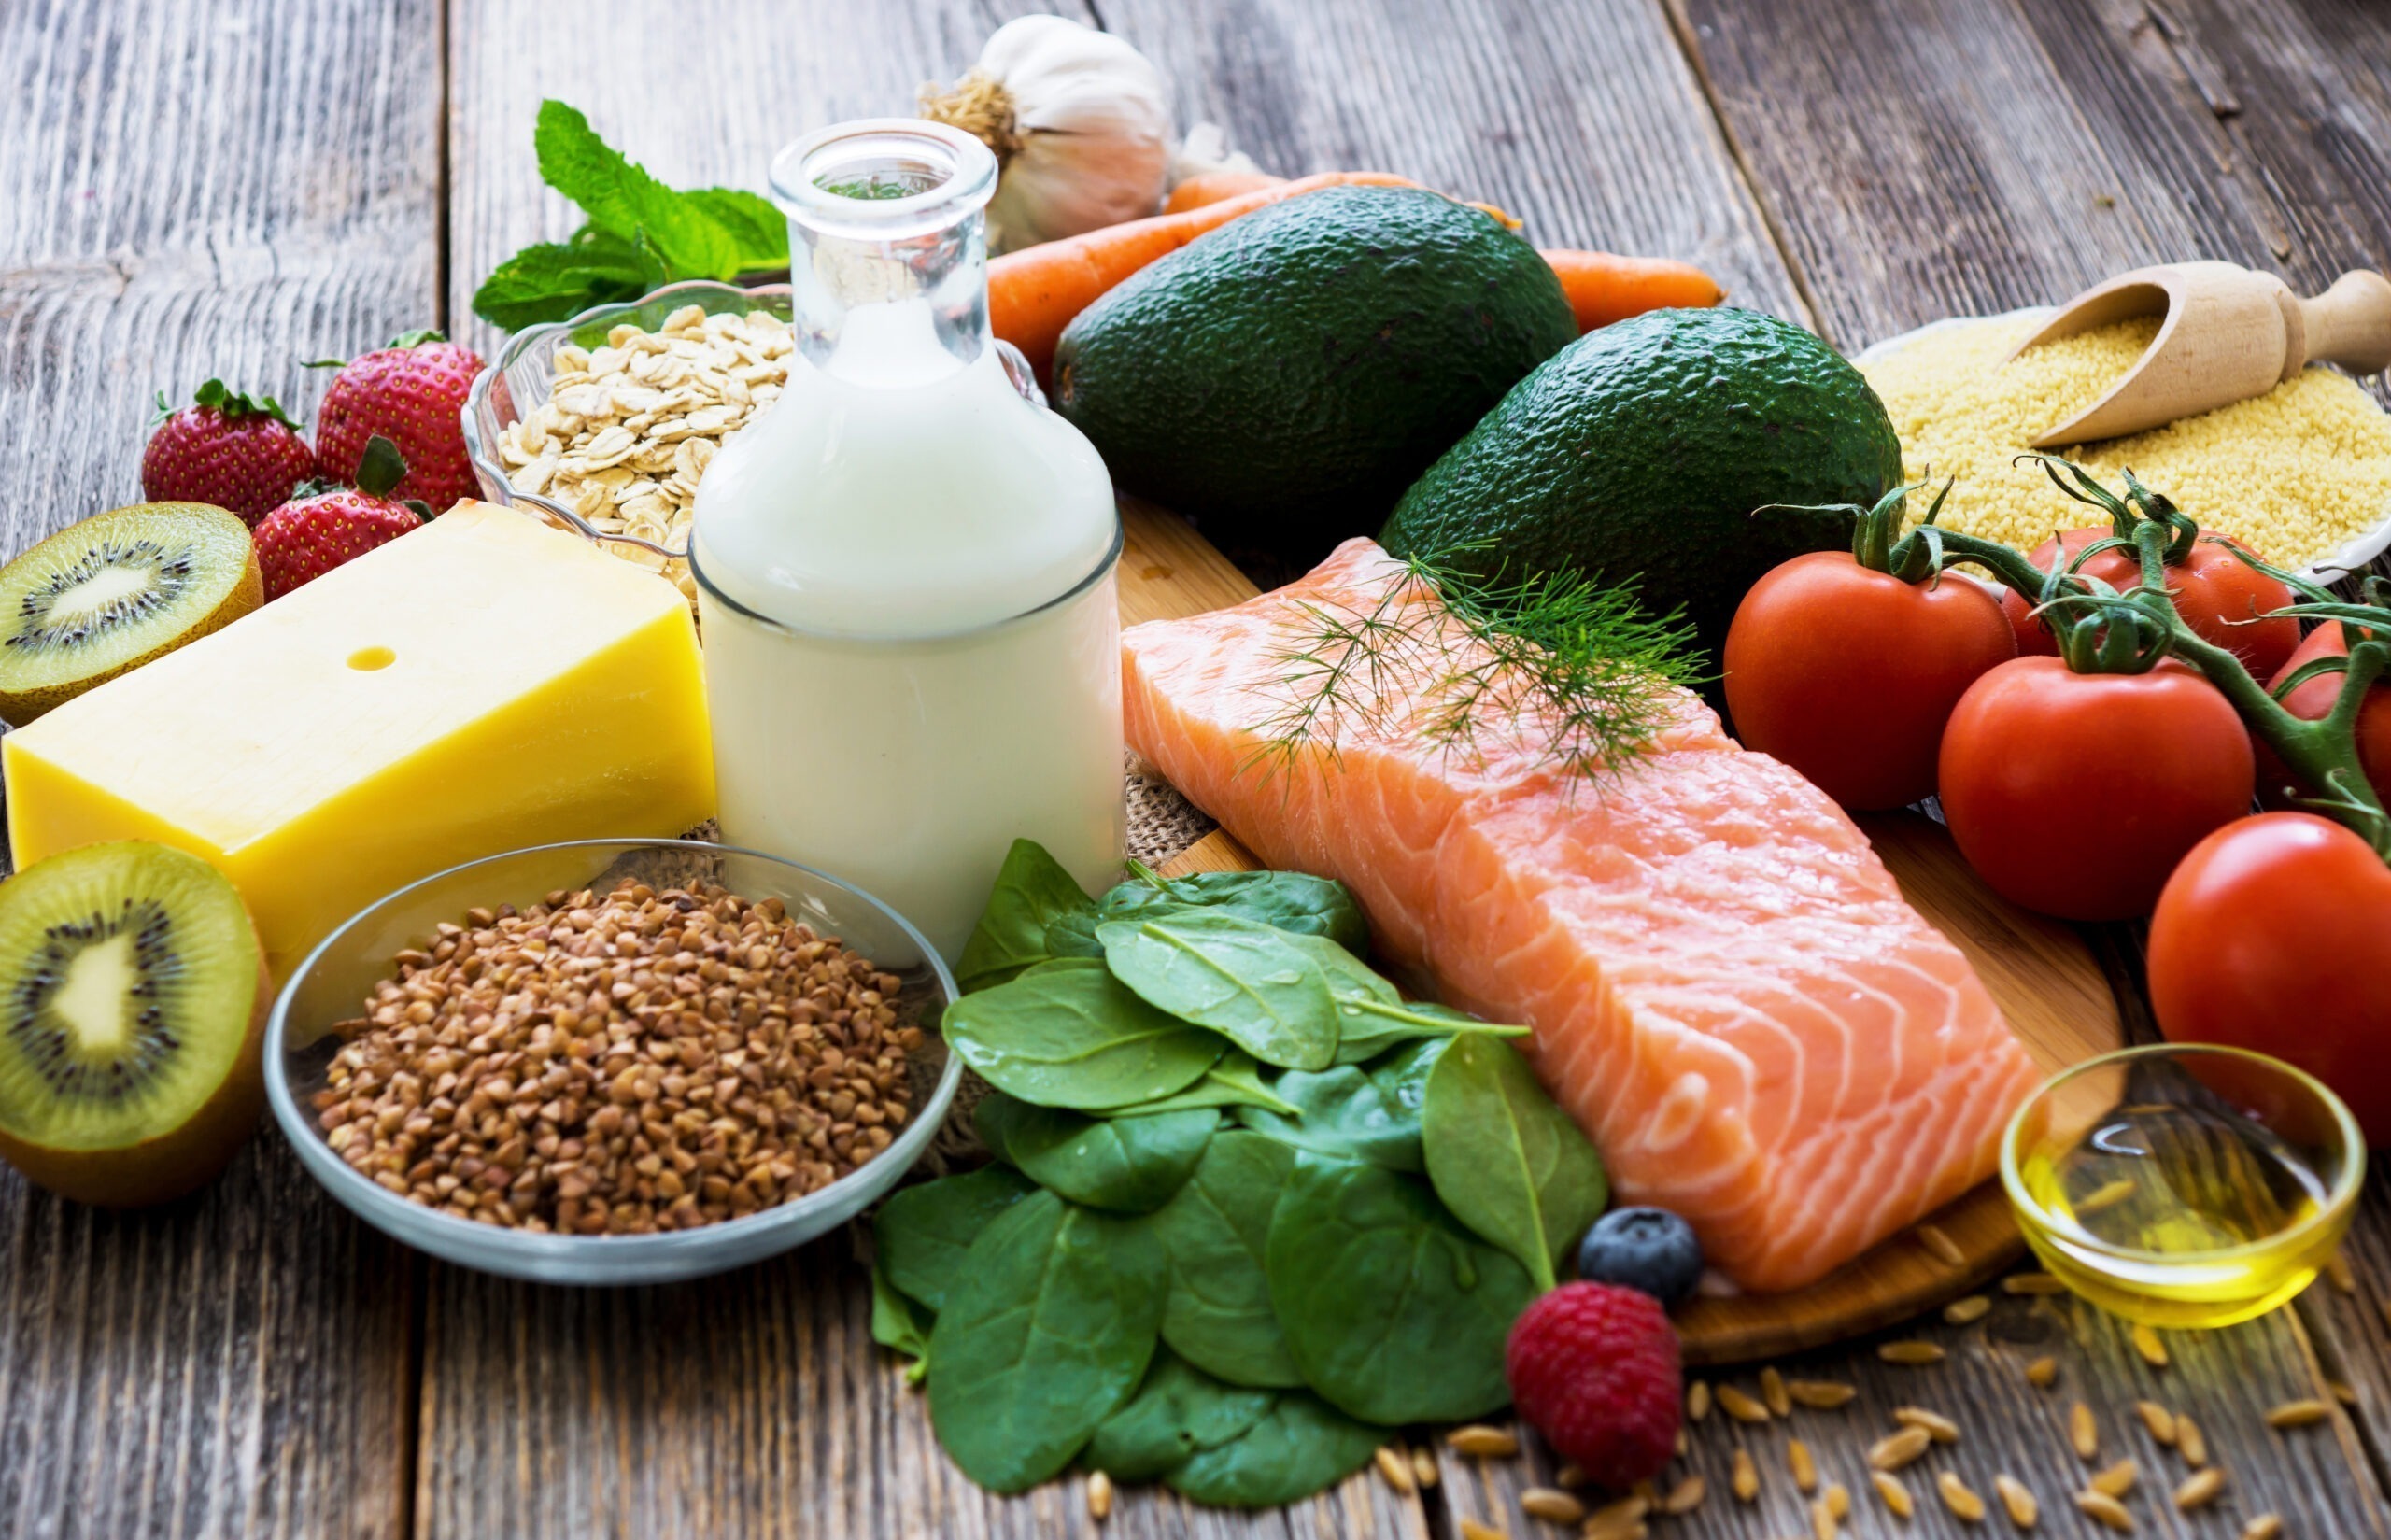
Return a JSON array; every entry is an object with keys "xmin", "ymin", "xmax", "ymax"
[
  {"xmin": 946, "ymin": 966, "xmax": 1223, "ymax": 1110},
  {"xmin": 471, "ymin": 102, "xmax": 792, "ymax": 331},
  {"xmin": 1098, "ymin": 912, "xmax": 1341, "ymax": 1070},
  {"xmin": 927, "ymin": 1192, "xmax": 1167, "ymax": 1493},
  {"xmin": 1265, "ymin": 1154, "xmax": 1535, "ymax": 1424},
  {"xmin": 1422, "ymin": 1034, "xmax": 1609, "ymax": 1293},
  {"xmin": 897, "ymin": 841, "xmax": 1613, "ymax": 1511}
]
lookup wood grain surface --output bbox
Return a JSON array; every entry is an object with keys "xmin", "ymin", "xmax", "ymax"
[
  {"xmin": 0, "ymin": 3, "xmax": 438, "ymax": 1536},
  {"xmin": 7, "ymin": 0, "xmax": 2391, "ymax": 1535}
]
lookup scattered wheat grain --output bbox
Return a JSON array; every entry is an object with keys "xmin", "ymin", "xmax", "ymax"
[
  {"xmin": 2173, "ymin": 1468, "xmax": 2225, "ymax": 1512},
  {"xmin": 1733, "ymin": 1448, "xmax": 1761, "ymax": 1503},
  {"xmin": 2176, "ymin": 1413, "xmax": 2207, "ymax": 1468},
  {"xmin": 1895, "ymin": 1406, "xmax": 1960, "ymax": 1443},
  {"xmin": 1938, "ymin": 1471, "xmax": 1988, "ymax": 1521},
  {"xmin": 1450, "ymin": 1425, "xmax": 1521, "ymax": 1457},
  {"xmin": 1375, "ymin": 1446, "xmax": 1414, "ymax": 1493},
  {"xmin": 1871, "ymin": 1471, "xmax": 1915, "ymax": 1518},
  {"xmin": 1870, "ymin": 1426, "xmax": 1934, "ymax": 1471},
  {"xmin": 2242, "ymin": 1516, "xmax": 2284, "ymax": 1540},
  {"xmin": 2070, "ymin": 1402, "xmax": 2100, "ymax": 1461},
  {"xmin": 1995, "ymin": 1474, "xmax": 2038, "ymax": 1528},
  {"xmin": 1087, "ymin": 1470, "xmax": 1113, "ymax": 1522},
  {"xmin": 1762, "ymin": 1365, "xmax": 1793, "ymax": 1418},
  {"xmin": 2265, "ymin": 1398, "xmax": 2330, "ymax": 1429},
  {"xmin": 2090, "ymin": 1459, "xmax": 2139, "ymax": 1498},
  {"xmin": 1879, "ymin": 1340, "xmax": 1946, "ymax": 1365},
  {"xmin": 2026, "ymin": 1356, "xmax": 2059, "ymax": 1388},
  {"xmin": 2134, "ymin": 1401, "xmax": 2177, "ymax": 1446},
  {"xmin": 2131, "ymin": 1324, "xmax": 2169, "ymax": 1369},
  {"xmin": 1520, "ymin": 1487, "xmax": 1585, "ymax": 1524},
  {"xmin": 1789, "ymin": 1379, "xmax": 1859, "ymax": 1409},
  {"xmin": 1661, "ymin": 1475, "xmax": 1705, "ymax": 1515},
  {"xmin": 1945, "ymin": 1294, "xmax": 1992, "ymax": 1326},
  {"xmin": 2073, "ymin": 1489, "xmax": 2135, "ymax": 1533}
]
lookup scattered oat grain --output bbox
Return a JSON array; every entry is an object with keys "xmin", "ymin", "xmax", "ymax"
[
  {"xmin": 1661, "ymin": 1475, "xmax": 1705, "ymax": 1515},
  {"xmin": 2173, "ymin": 1468, "xmax": 2225, "ymax": 1512},
  {"xmin": 1995, "ymin": 1474, "xmax": 2038, "ymax": 1528},
  {"xmin": 1917, "ymin": 1222, "xmax": 1966, "ymax": 1266},
  {"xmin": 1895, "ymin": 1406, "xmax": 1960, "ymax": 1443},
  {"xmin": 1520, "ymin": 1487, "xmax": 1585, "ymax": 1524},
  {"xmin": 2242, "ymin": 1516, "xmax": 2284, "ymax": 1540},
  {"xmin": 1789, "ymin": 1379, "xmax": 1859, "ymax": 1409},
  {"xmin": 1945, "ymin": 1294, "xmax": 1992, "ymax": 1326},
  {"xmin": 2070, "ymin": 1402, "xmax": 2100, "ymax": 1461},
  {"xmin": 2265, "ymin": 1397, "xmax": 2331, "ymax": 1429},
  {"xmin": 1375, "ymin": 1445, "xmax": 1415, "ymax": 1493},
  {"xmin": 1825, "ymin": 1481, "xmax": 1851, "ymax": 1519},
  {"xmin": 1811, "ymin": 1498, "xmax": 1839, "ymax": 1540},
  {"xmin": 2134, "ymin": 1401, "xmax": 2177, "ymax": 1446},
  {"xmin": 1938, "ymin": 1471, "xmax": 1988, "ymax": 1521},
  {"xmin": 1870, "ymin": 1425, "xmax": 1934, "ymax": 1471},
  {"xmin": 1450, "ymin": 1425, "xmax": 1521, "ymax": 1458},
  {"xmin": 1687, "ymin": 1379, "xmax": 1712, "ymax": 1421},
  {"xmin": 1718, "ymin": 1384, "xmax": 1772, "ymax": 1422},
  {"xmin": 2026, "ymin": 1356, "xmax": 2059, "ymax": 1388},
  {"xmin": 1413, "ymin": 1448, "xmax": 1438, "ymax": 1488},
  {"xmin": 1879, "ymin": 1340, "xmax": 1946, "ymax": 1365},
  {"xmin": 1790, "ymin": 1437, "xmax": 1819, "ymax": 1492},
  {"xmin": 2090, "ymin": 1460, "xmax": 2139, "ymax": 1498},
  {"xmin": 2176, "ymin": 1413, "xmax": 2207, "ymax": 1468},
  {"xmin": 1761, "ymin": 1365, "xmax": 1792, "ymax": 1417},
  {"xmin": 1733, "ymin": 1448, "xmax": 1761, "ymax": 1503},
  {"xmin": 2073, "ymin": 1489, "xmax": 2136, "ymax": 1532},
  {"xmin": 1087, "ymin": 1469, "xmax": 1113, "ymax": 1522},
  {"xmin": 2131, "ymin": 1324, "xmax": 2169, "ymax": 1369},
  {"xmin": 1871, "ymin": 1470, "xmax": 1916, "ymax": 1518}
]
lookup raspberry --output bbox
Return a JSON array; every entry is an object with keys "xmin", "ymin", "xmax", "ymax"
[{"xmin": 1505, "ymin": 1281, "xmax": 1681, "ymax": 1490}]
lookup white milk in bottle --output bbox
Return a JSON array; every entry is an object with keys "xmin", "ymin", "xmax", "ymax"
[{"xmin": 692, "ymin": 120, "xmax": 1124, "ymax": 961}]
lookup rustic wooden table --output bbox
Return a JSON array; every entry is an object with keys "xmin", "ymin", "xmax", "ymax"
[{"xmin": 5, "ymin": 1, "xmax": 2390, "ymax": 1535}]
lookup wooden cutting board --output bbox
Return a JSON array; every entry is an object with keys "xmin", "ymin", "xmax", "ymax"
[{"xmin": 1114, "ymin": 501, "xmax": 2122, "ymax": 1366}]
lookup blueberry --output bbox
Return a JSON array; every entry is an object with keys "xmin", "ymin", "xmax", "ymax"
[{"xmin": 1575, "ymin": 1207, "xmax": 1704, "ymax": 1306}]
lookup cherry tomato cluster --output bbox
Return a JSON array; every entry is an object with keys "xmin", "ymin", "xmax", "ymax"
[{"xmin": 1723, "ymin": 464, "xmax": 2391, "ymax": 1144}]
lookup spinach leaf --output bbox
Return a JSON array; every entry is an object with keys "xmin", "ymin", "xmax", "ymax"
[
  {"xmin": 1043, "ymin": 907, "xmax": 1108, "ymax": 960},
  {"xmin": 1265, "ymin": 1154, "xmax": 1535, "ymax": 1425},
  {"xmin": 1422, "ymin": 1033, "xmax": 1608, "ymax": 1293},
  {"xmin": 945, "ymin": 965, "xmax": 1223, "ymax": 1110},
  {"xmin": 974, "ymin": 1094, "xmax": 1218, "ymax": 1213},
  {"xmin": 1083, "ymin": 1348, "xmax": 1276, "ymax": 1482},
  {"xmin": 956, "ymin": 839, "xmax": 1097, "ymax": 994},
  {"xmin": 1102, "ymin": 1050, "xmax": 1301, "ymax": 1119},
  {"xmin": 927, "ymin": 1191, "xmax": 1167, "ymax": 1493},
  {"xmin": 1148, "ymin": 1132, "xmax": 1305, "ymax": 1389},
  {"xmin": 1365, "ymin": 1035, "xmax": 1450, "ymax": 1117},
  {"xmin": 1097, "ymin": 912, "xmax": 1339, "ymax": 1070},
  {"xmin": 1237, "ymin": 1065, "xmax": 1424, "ymax": 1173},
  {"xmin": 1102, "ymin": 866, "xmax": 1369, "ymax": 955},
  {"xmin": 870, "ymin": 1265, "xmax": 934, "ymax": 1385},
  {"xmin": 1164, "ymin": 1390, "xmax": 1386, "ymax": 1508},
  {"xmin": 873, "ymin": 1164, "xmax": 1037, "ymax": 1311}
]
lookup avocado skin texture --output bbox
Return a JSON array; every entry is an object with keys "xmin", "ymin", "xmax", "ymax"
[
  {"xmin": 1379, "ymin": 306, "xmax": 1903, "ymax": 661},
  {"xmin": 1053, "ymin": 186, "xmax": 1577, "ymax": 561}
]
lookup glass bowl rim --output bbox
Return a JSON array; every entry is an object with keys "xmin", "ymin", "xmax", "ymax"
[
  {"xmin": 1998, "ymin": 1040, "xmax": 2366, "ymax": 1267},
  {"xmin": 262, "ymin": 835, "xmax": 962, "ymax": 1270}
]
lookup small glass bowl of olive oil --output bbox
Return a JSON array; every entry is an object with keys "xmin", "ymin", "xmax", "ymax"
[{"xmin": 2001, "ymin": 1043, "xmax": 2364, "ymax": 1328}]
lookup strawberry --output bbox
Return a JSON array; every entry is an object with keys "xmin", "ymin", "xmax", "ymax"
[
  {"xmin": 310, "ymin": 330, "xmax": 486, "ymax": 515},
  {"xmin": 254, "ymin": 436, "xmax": 429, "ymax": 599},
  {"xmin": 140, "ymin": 379, "xmax": 318, "ymax": 526}
]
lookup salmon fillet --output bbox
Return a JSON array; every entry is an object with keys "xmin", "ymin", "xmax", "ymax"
[{"xmin": 1122, "ymin": 539, "xmax": 2043, "ymax": 1292}]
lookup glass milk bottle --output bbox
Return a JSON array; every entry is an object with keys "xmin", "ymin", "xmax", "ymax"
[{"xmin": 691, "ymin": 120, "xmax": 1124, "ymax": 961}]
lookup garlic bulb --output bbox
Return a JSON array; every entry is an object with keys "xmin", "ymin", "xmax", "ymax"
[{"xmin": 921, "ymin": 16, "xmax": 1174, "ymax": 254}]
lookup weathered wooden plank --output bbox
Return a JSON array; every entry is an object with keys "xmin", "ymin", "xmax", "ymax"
[
  {"xmin": 0, "ymin": 0, "xmax": 440, "ymax": 1534},
  {"xmin": 1097, "ymin": 0, "xmax": 1806, "ymax": 326}
]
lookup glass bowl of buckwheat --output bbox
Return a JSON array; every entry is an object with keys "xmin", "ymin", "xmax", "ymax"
[
  {"xmin": 462, "ymin": 280, "xmax": 798, "ymax": 609},
  {"xmin": 264, "ymin": 838, "xmax": 960, "ymax": 1284}
]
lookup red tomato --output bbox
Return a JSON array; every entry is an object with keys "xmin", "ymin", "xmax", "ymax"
[
  {"xmin": 1937, "ymin": 657, "xmax": 2255, "ymax": 921},
  {"xmin": 2149, "ymin": 812, "xmax": 2391, "ymax": 1146},
  {"xmin": 1724, "ymin": 554, "xmax": 2016, "ymax": 810},
  {"xmin": 2256, "ymin": 621, "xmax": 2391, "ymax": 807},
  {"xmin": 2002, "ymin": 526, "xmax": 2298, "ymax": 677}
]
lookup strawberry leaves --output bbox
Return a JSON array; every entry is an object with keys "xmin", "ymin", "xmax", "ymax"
[{"xmin": 472, "ymin": 102, "xmax": 791, "ymax": 331}]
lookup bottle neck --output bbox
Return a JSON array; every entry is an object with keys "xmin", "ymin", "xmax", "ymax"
[{"xmin": 774, "ymin": 120, "xmax": 997, "ymax": 386}]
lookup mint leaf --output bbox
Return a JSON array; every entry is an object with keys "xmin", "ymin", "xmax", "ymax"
[
  {"xmin": 684, "ymin": 188, "xmax": 788, "ymax": 273},
  {"xmin": 532, "ymin": 100, "xmax": 740, "ymax": 280},
  {"xmin": 471, "ymin": 228, "xmax": 663, "ymax": 331}
]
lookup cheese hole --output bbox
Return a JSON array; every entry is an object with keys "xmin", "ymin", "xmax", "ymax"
[{"xmin": 347, "ymin": 646, "xmax": 397, "ymax": 672}]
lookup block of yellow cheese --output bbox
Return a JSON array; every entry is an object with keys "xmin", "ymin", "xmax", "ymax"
[{"xmin": 4, "ymin": 502, "xmax": 714, "ymax": 976}]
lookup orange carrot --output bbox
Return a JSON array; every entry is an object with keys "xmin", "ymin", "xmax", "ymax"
[
  {"xmin": 993, "ymin": 171, "xmax": 1419, "ymax": 381},
  {"xmin": 1163, "ymin": 170, "xmax": 1287, "ymax": 214},
  {"xmin": 1541, "ymin": 249, "xmax": 1724, "ymax": 332}
]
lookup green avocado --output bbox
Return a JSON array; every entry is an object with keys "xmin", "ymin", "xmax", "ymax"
[
  {"xmin": 1053, "ymin": 186, "xmax": 1577, "ymax": 560},
  {"xmin": 1379, "ymin": 306, "xmax": 1903, "ymax": 660}
]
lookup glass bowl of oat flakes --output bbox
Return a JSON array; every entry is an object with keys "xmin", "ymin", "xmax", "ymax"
[
  {"xmin": 461, "ymin": 280, "xmax": 799, "ymax": 606},
  {"xmin": 264, "ymin": 838, "xmax": 959, "ymax": 1284}
]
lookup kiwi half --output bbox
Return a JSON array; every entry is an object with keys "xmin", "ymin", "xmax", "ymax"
[
  {"xmin": 0, "ymin": 841, "xmax": 268, "ymax": 1206},
  {"xmin": 0, "ymin": 502, "xmax": 262, "ymax": 725}
]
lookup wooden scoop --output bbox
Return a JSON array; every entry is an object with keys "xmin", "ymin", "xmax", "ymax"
[{"xmin": 2013, "ymin": 260, "xmax": 2391, "ymax": 447}]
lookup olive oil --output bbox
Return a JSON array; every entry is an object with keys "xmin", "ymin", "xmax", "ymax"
[{"xmin": 2016, "ymin": 1093, "xmax": 2339, "ymax": 1327}]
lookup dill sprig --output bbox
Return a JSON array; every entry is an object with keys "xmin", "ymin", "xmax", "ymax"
[{"xmin": 1245, "ymin": 547, "xmax": 1705, "ymax": 785}]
